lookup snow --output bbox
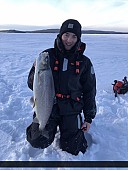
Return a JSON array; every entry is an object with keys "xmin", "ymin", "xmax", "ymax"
[{"xmin": 0, "ymin": 33, "xmax": 128, "ymax": 169}]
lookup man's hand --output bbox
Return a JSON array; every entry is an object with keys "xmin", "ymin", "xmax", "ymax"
[{"xmin": 81, "ymin": 121, "xmax": 90, "ymax": 132}]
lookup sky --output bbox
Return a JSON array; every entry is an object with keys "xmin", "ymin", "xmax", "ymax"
[
  {"xmin": 0, "ymin": 0, "xmax": 128, "ymax": 31},
  {"xmin": 0, "ymin": 33, "xmax": 128, "ymax": 169}
]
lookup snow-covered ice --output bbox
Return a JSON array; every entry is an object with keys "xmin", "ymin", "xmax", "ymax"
[{"xmin": 0, "ymin": 33, "xmax": 128, "ymax": 170}]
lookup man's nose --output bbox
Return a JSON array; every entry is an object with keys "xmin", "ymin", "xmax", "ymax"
[{"xmin": 67, "ymin": 37, "xmax": 72, "ymax": 43}]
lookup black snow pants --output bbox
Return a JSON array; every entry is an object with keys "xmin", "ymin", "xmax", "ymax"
[{"xmin": 26, "ymin": 104, "xmax": 87, "ymax": 155}]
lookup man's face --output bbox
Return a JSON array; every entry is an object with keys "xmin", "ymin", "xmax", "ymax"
[{"xmin": 61, "ymin": 32, "xmax": 78, "ymax": 50}]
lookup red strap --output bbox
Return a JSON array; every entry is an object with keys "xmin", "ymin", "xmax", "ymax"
[
  {"xmin": 56, "ymin": 93, "xmax": 80, "ymax": 101},
  {"xmin": 55, "ymin": 60, "xmax": 59, "ymax": 64},
  {"xmin": 66, "ymin": 95, "xmax": 70, "ymax": 99},
  {"xmin": 77, "ymin": 47, "xmax": 81, "ymax": 51},
  {"xmin": 56, "ymin": 93, "xmax": 70, "ymax": 99},
  {"xmin": 54, "ymin": 59, "xmax": 59, "ymax": 71},
  {"xmin": 76, "ymin": 69, "xmax": 80, "ymax": 74},
  {"xmin": 76, "ymin": 61, "xmax": 80, "ymax": 66},
  {"xmin": 54, "ymin": 66, "xmax": 58, "ymax": 71},
  {"xmin": 56, "ymin": 93, "xmax": 63, "ymax": 98},
  {"xmin": 75, "ymin": 61, "xmax": 80, "ymax": 74},
  {"xmin": 76, "ymin": 97, "xmax": 80, "ymax": 101}
]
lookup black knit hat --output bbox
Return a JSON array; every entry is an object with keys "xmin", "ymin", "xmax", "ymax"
[{"xmin": 59, "ymin": 19, "xmax": 82, "ymax": 39}]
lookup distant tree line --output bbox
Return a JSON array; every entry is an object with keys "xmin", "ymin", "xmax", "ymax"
[{"xmin": 0, "ymin": 29, "xmax": 128, "ymax": 34}]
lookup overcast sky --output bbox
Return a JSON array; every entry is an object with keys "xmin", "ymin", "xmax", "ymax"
[{"xmin": 0, "ymin": 0, "xmax": 128, "ymax": 31}]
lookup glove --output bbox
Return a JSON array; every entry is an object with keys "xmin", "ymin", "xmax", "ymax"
[{"xmin": 81, "ymin": 121, "xmax": 90, "ymax": 132}]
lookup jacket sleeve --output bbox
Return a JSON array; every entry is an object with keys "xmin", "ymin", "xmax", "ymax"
[
  {"xmin": 80, "ymin": 58, "xmax": 97, "ymax": 123},
  {"xmin": 27, "ymin": 64, "xmax": 35, "ymax": 91}
]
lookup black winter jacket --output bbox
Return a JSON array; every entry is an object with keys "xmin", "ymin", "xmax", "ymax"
[{"xmin": 27, "ymin": 36, "xmax": 96, "ymax": 123}]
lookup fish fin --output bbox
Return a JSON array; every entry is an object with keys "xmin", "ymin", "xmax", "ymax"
[
  {"xmin": 30, "ymin": 96, "xmax": 34, "ymax": 105},
  {"xmin": 33, "ymin": 117, "xmax": 39, "ymax": 124},
  {"xmin": 30, "ymin": 96, "xmax": 36, "ymax": 109},
  {"xmin": 33, "ymin": 98, "xmax": 36, "ymax": 108}
]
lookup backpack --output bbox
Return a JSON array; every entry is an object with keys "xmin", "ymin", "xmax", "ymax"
[{"xmin": 113, "ymin": 81, "xmax": 123, "ymax": 94}]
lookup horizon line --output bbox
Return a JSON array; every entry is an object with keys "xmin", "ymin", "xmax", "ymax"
[{"xmin": 0, "ymin": 24, "xmax": 128, "ymax": 33}]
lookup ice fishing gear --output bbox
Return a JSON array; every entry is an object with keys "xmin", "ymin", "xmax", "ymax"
[{"xmin": 112, "ymin": 76, "xmax": 128, "ymax": 97}]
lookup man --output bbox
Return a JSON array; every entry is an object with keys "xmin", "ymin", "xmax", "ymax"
[{"xmin": 26, "ymin": 19, "xmax": 97, "ymax": 155}]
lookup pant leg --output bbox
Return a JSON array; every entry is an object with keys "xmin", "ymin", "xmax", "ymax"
[
  {"xmin": 26, "ymin": 104, "xmax": 60, "ymax": 149},
  {"xmin": 59, "ymin": 114, "xmax": 87, "ymax": 155}
]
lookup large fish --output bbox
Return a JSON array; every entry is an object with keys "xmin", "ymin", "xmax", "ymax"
[{"xmin": 33, "ymin": 52, "xmax": 55, "ymax": 136}]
